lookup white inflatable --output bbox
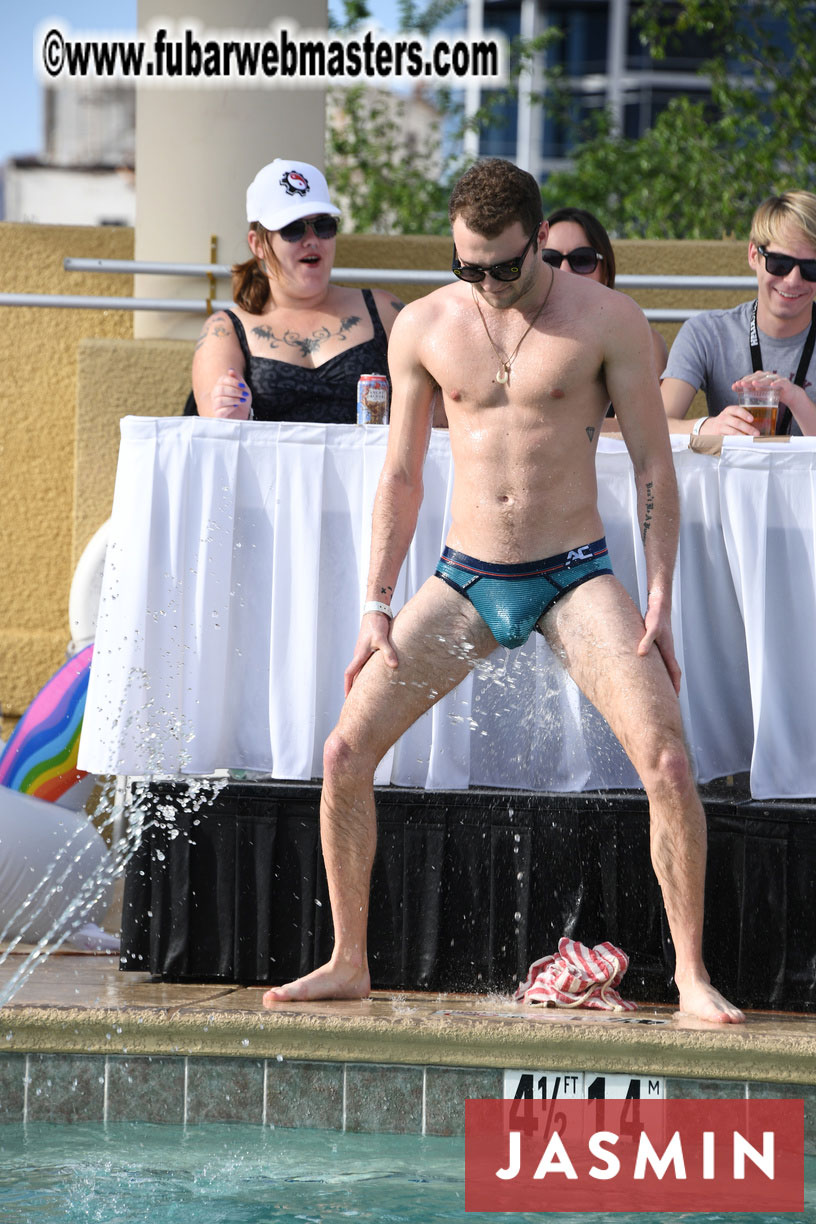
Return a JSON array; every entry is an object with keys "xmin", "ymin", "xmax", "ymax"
[
  {"xmin": 0, "ymin": 518, "xmax": 120, "ymax": 952},
  {"xmin": 69, "ymin": 519, "xmax": 109, "ymax": 652},
  {"xmin": 0, "ymin": 786, "xmax": 115, "ymax": 947}
]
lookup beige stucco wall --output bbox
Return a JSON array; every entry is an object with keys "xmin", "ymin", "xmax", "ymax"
[
  {"xmin": 74, "ymin": 339, "xmax": 191, "ymax": 561},
  {"xmin": 0, "ymin": 222, "xmax": 133, "ymax": 728},
  {"xmin": 1, "ymin": 225, "xmax": 754, "ymax": 728}
]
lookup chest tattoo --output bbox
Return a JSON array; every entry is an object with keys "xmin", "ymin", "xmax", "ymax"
[{"xmin": 252, "ymin": 315, "xmax": 362, "ymax": 359}]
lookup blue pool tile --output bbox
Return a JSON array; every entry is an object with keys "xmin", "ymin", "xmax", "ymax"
[
  {"xmin": 26, "ymin": 1054, "xmax": 105, "ymax": 1122},
  {"xmin": 0, "ymin": 1054, "xmax": 26, "ymax": 1121},
  {"xmin": 106, "ymin": 1055, "xmax": 185, "ymax": 1123},
  {"xmin": 749, "ymin": 1081, "xmax": 816, "ymax": 1156},
  {"xmin": 265, "ymin": 1059, "xmax": 344, "ymax": 1130},
  {"xmin": 425, "ymin": 1066, "xmax": 503, "ymax": 1136},
  {"xmin": 345, "ymin": 1064, "xmax": 423, "ymax": 1133},
  {"xmin": 666, "ymin": 1077, "xmax": 748, "ymax": 1099},
  {"xmin": 185, "ymin": 1057, "xmax": 265, "ymax": 1124}
]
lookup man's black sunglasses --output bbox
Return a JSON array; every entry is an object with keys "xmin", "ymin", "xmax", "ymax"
[
  {"xmin": 279, "ymin": 215, "xmax": 339, "ymax": 243},
  {"xmin": 757, "ymin": 245, "xmax": 816, "ymax": 282},
  {"xmin": 451, "ymin": 229, "xmax": 539, "ymax": 283},
  {"xmin": 541, "ymin": 246, "xmax": 603, "ymax": 276}
]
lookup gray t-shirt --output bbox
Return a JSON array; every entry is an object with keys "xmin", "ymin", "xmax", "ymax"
[{"xmin": 663, "ymin": 299, "xmax": 816, "ymax": 436}]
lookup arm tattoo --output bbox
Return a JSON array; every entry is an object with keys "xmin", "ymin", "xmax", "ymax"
[
  {"xmin": 586, "ymin": 426, "xmax": 596, "ymax": 442},
  {"xmin": 390, "ymin": 299, "xmax": 404, "ymax": 312},
  {"xmin": 642, "ymin": 480, "xmax": 655, "ymax": 543},
  {"xmin": 194, "ymin": 317, "xmax": 231, "ymax": 351},
  {"xmin": 379, "ymin": 585, "xmax": 393, "ymax": 597}
]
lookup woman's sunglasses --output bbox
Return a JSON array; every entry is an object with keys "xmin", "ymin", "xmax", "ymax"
[
  {"xmin": 278, "ymin": 215, "xmax": 339, "ymax": 243},
  {"xmin": 757, "ymin": 245, "xmax": 816, "ymax": 282},
  {"xmin": 451, "ymin": 229, "xmax": 539, "ymax": 283},
  {"xmin": 541, "ymin": 246, "xmax": 603, "ymax": 275}
]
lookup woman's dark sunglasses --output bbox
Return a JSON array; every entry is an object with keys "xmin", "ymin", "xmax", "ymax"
[
  {"xmin": 451, "ymin": 229, "xmax": 539, "ymax": 283},
  {"xmin": 757, "ymin": 245, "xmax": 816, "ymax": 282},
  {"xmin": 278, "ymin": 215, "xmax": 339, "ymax": 243},
  {"xmin": 541, "ymin": 246, "xmax": 603, "ymax": 275}
]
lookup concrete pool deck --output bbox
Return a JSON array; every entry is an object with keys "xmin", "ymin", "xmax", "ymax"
[
  {"xmin": 3, "ymin": 948, "xmax": 816, "ymax": 1084},
  {"xmin": 3, "ymin": 949, "xmax": 816, "ymax": 1138}
]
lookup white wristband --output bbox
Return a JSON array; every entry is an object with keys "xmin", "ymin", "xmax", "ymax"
[
  {"xmin": 362, "ymin": 600, "xmax": 393, "ymax": 619},
  {"xmin": 691, "ymin": 416, "xmax": 709, "ymax": 436}
]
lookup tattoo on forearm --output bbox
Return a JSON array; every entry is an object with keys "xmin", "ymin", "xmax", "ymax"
[
  {"xmin": 642, "ymin": 481, "xmax": 654, "ymax": 543},
  {"xmin": 586, "ymin": 426, "xmax": 596, "ymax": 442},
  {"xmin": 379, "ymin": 585, "xmax": 393, "ymax": 596},
  {"xmin": 251, "ymin": 315, "xmax": 361, "ymax": 358}
]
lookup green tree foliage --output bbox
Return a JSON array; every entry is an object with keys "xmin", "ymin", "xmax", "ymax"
[
  {"xmin": 328, "ymin": 85, "xmax": 459, "ymax": 234},
  {"xmin": 325, "ymin": 0, "xmax": 560, "ymax": 232},
  {"xmin": 542, "ymin": 0, "xmax": 816, "ymax": 238},
  {"xmin": 326, "ymin": 0, "xmax": 467, "ymax": 232},
  {"xmin": 327, "ymin": 0, "xmax": 816, "ymax": 237}
]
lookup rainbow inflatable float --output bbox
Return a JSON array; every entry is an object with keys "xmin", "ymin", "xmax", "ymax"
[{"xmin": 0, "ymin": 643, "xmax": 93, "ymax": 803}]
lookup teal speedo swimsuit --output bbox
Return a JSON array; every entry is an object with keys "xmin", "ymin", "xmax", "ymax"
[{"xmin": 435, "ymin": 538, "xmax": 612, "ymax": 650}]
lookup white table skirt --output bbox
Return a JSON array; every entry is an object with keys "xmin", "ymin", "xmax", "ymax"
[{"xmin": 78, "ymin": 419, "xmax": 816, "ymax": 798}]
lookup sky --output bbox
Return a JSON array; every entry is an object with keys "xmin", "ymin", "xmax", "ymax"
[
  {"xmin": 0, "ymin": 3, "xmax": 138, "ymax": 165},
  {"xmin": 0, "ymin": 1, "xmax": 402, "ymax": 167}
]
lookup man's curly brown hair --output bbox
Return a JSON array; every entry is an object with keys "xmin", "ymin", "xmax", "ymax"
[{"xmin": 448, "ymin": 158, "xmax": 543, "ymax": 238}]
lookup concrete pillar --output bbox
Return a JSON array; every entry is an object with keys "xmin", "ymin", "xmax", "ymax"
[
  {"xmin": 606, "ymin": 0, "xmax": 629, "ymax": 136},
  {"xmin": 135, "ymin": 0, "xmax": 327, "ymax": 339},
  {"xmin": 516, "ymin": 0, "xmax": 540, "ymax": 176},
  {"xmin": 463, "ymin": 0, "xmax": 483, "ymax": 160}
]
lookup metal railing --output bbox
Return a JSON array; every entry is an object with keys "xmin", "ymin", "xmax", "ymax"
[
  {"xmin": 0, "ymin": 292, "xmax": 235, "ymax": 313},
  {"xmin": 0, "ymin": 256, "xmax": 758, "ymax": 321},
  {"xmin": 63, "ymin": 259, "xmax": 451, "ymax": 286}
]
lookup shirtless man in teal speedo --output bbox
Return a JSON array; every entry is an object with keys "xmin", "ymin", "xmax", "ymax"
[{"xmin": 264, "ymin": 158, "xmax": 744, "ymax": 1024}]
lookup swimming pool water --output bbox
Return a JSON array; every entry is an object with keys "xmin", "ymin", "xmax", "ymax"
[{"xmin": 0, "ymin": 1122, "xmax": 813, "ymax": 1224}]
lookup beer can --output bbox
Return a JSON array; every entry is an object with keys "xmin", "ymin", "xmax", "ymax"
[{"xmin": 356, "ymin": 374, "xmax": 390, "ymax": 425}]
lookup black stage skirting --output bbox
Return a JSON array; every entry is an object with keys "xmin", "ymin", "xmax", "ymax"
[{"xmin": 119, "ymin": 780, "xmax": 816, "ymax": 1011}]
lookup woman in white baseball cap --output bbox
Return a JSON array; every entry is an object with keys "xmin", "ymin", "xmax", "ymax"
[{"xmin": 191, "ymin": 158, "xmax": 403, "ymax": 423}]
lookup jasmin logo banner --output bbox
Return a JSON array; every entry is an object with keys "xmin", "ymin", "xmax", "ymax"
[{"xmin": 465, "ymin": 1098, "xmax": 803, "ymax": 1213}]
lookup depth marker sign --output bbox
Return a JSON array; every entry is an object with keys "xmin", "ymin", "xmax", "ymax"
[{"xmin": 465, "ymin": 1098, "xmax": 803, "ymax": 1212}]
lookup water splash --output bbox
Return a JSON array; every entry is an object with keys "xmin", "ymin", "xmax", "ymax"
[{"xmin": 0, "ymin": 773, "xmax": 228, "ymax": 1008}]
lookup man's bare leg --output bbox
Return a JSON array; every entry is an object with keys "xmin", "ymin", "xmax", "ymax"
[
  {"xmin": 263, "ymin": 578, "xmax": 497, "ymax": 1004},
  {"xmin": 542, "ymin": 575, "xmax": 744, "ymax": 1023}
]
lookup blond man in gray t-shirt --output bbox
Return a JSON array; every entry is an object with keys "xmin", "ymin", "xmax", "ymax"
[{"xmin": 663, "ymin": 191, "xmax": 816, "ymax": 437}]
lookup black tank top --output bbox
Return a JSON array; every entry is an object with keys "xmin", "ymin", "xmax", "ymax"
[{"xmin": 224, "ymin": 289, "xmax": 390, "ymax": 424}]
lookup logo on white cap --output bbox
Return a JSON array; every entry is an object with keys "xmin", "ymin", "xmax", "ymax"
[{"xmin": 279, "ymin": 169, "xmax": 310, "ymax": 198}]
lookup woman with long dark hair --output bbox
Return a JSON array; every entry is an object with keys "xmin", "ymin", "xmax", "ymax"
[{"xmin": 545, "ymin": 206, "xmax": 668, "ymax": 376}]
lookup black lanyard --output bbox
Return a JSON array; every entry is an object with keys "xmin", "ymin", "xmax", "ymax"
[{"xmin": 749, "ymin": 300, "xmax": 816, "ymax": 434}]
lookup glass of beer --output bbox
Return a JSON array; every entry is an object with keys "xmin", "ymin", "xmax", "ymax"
[{"xmin": 738, "ymin": 387, "xmax": 780, "ymax": 436}]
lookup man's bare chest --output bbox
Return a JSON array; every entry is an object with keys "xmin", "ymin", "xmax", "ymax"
[{"xmin": 425, "ymin": 323, "xmax": 604, "ymax": 410}]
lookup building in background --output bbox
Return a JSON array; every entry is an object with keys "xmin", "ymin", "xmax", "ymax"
[
  {"xmin": 3, "ymin": 83, "xmax": 135, "ymax": 225},
  {"xmin": 447, "ymin": 0, "xmax": 715, "ymax": 179}
]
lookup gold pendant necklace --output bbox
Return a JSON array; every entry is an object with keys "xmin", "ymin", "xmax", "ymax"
[{"xmin": 472, "ymin": 266, "xmax": 554, "ymax": 384}]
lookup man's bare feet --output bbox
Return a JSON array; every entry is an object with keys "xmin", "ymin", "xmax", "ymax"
[
  {"xmin": 262, "ymin": 961, "xmax": 370, "ymax": 1007},
  {"xmin": 675, "ymin": 976, "xmax": 745, "ymax": 1024}
]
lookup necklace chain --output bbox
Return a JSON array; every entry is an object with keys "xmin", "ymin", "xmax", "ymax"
[{"xmin": 472, "ymin": 267, "xmax": 554, "ymax": 384}]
